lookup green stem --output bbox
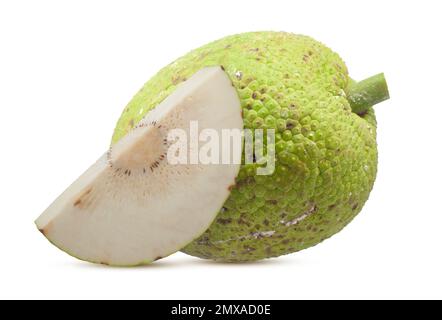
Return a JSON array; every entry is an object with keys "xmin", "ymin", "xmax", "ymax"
[{"xmin": 346, "ymin": 73, "xmax": 390, "ymax": 114}]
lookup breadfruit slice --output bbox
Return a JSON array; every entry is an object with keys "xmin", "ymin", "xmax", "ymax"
[{"xmin": 35, "ymin": 66, "xmax": 243, "ymax": 266}]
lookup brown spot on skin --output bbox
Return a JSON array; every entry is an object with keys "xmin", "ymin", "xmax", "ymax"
[
  {"xmin": 244, "ymin": 77, "xmax": 254, "ymax": 85},
  {"xmin": 172, "ymin": 75, "xmax": 184, "ymax": 85},
  {"xmin": 252, "ymin": 92, "xmax": 258, "ymax": 99},
  {"xmin": 238, "ymin": 217, "xmax": 250, "ymax": 226},
  {"xmin": 235, "ymin": 177, "xmax": 254, "ymax": 188},
  {"xmin": 74, "ymin": 199, "xmax": 82, "ymax": 207},
  {"xmin": 217, "ymin": 218, "xmax": 232, "ymax": 225},
  {"xmin": 198, "ymin": 51, "xmax": 209, "ymax": 61},
  {"xmin": 286, "ymin": 123, "xmax": 294, "ymax": 129},
  {"xmin": 220, "ymin": 65, "xmax": 225, "ymax": 71},
  {"xmin": 228, "ymin": 184, "xmax": 235, "ymax": 191},
  {"xmin": 154, "ymin": 256, "xmax": 162, "ymax": 261}
]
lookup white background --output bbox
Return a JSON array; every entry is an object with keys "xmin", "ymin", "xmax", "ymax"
[{"xmin": 0, "ymin": 0, "xmax": 441, "ymax": 300}]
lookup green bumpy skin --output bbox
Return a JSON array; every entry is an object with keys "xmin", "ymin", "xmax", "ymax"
[{"xmin": 112, "ymin": 32, "xmax": 378, "ymax": 262}]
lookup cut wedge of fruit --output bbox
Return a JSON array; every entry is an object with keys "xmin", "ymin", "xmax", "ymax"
[{"xmin": 36, "ymin": 67, "xmax": 243, "ymax": 266}]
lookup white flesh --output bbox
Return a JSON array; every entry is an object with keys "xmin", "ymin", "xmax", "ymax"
[{"xmin": 35, "ymin": 67, "xmax": 243, "ymax": 266}]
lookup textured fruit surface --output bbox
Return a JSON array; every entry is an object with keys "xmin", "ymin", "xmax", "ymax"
[{"xmin": 112, "ymin": 32, "xmax": 378, "ymax": 262}]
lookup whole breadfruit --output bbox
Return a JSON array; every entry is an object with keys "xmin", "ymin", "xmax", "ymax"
[{"xmin": 112, "ymin": 31, "xmax": 389, "ymax": 262}]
